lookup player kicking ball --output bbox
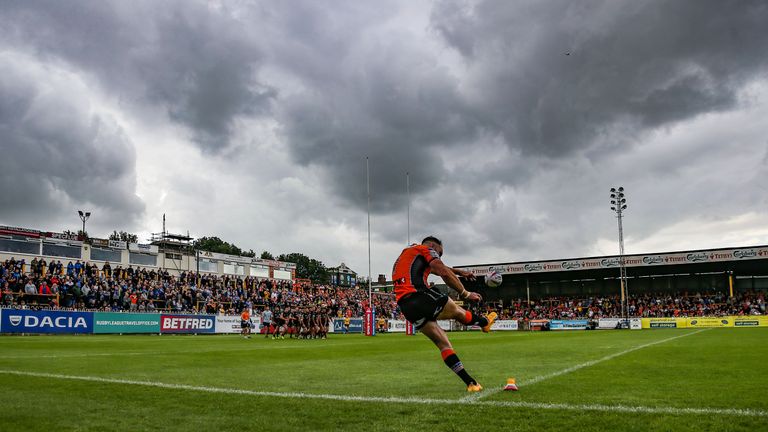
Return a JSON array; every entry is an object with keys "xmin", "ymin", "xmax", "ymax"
[{"xmin": 393, "ymin": 236, "xmax": 497, "ymax": 392}]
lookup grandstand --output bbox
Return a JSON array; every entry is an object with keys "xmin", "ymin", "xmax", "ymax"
[
  {"xmin": 457, "ymin": 245, "xmax": 768, "ymax": 301},
  {"xmin": 1, "ymin": 222, "xmax": 766, "ymax": 321},
  {"xmin": 0, "ymin": 224, "xmax": 297, "ymax": 279}
]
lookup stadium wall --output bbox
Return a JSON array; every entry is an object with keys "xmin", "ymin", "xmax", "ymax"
[{"xmin": 2, "ymin": 309, "xmax": 764, "ymax": 334}]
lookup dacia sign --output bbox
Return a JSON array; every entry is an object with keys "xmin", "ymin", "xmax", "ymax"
[{"xmin": 1, "ymin": 310, "xmax": 93, "ymax": 334}]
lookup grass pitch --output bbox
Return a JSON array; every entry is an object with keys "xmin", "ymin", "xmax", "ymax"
[{"xmin": 1, "ymin": 328, "xmax": 766, "ymax": 431}]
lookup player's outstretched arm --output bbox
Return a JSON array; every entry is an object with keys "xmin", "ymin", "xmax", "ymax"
[
  {"xmin": 450, "ymin": 267, "xmax": 476, "ymax": 281},
  {"xmin": 429, "ymin": 259, "xmax": 482, "ymax": 302}
]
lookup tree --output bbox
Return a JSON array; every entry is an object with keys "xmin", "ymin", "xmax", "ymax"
[
  {"xmin": 109, "ymin": 230, "xmax": 138, "ymax": 243},
  {"xmin": 193, "ymin": 236, "xmax": 246, "ymax": 256},
  {"xmin": 243, "ymin": 249, "xmax": 256, "ymax": 258},
  {"xmin": 260, "ymin": 251, "xmax": 275, "ymax": 260},
  {"xmin": 276, "ymin": 252, "xmax": 329, "ymax": 283}
]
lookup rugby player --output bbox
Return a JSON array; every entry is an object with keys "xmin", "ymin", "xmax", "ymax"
[
  {"xmin": 286, "ymin": 308, "xmax": 298, "ymax": 339},
  {"xmin": 240, "ymin": 309, "xmax": 252, "ymax": 339},
  {"xmin": 274, "ymin": 309, "xmax": 287, "ymax": 339},
  {"xmin": 261, "ymin": 307, "xmax": 273, "ymax": 339},
  {"xmin": 392, "ymin": 236, "xmax": 497, "ymax": 392}
]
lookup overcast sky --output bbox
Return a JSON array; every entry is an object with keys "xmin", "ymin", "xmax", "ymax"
[{"xmin": 1, "ymin": 0, "xmax": 767, "ymax": 277}]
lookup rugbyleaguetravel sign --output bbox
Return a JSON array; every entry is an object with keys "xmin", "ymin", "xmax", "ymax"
[
  {"xmin": 1, "ymin": 310, "xmax": 93, "ymax": 334},
  {"xmin": 458, "ymin": 246, "xmax": 768, "ymax": 276},
  {"xmin": 94, "ymin": 312, "xmax": 160, "ymax": 333}
]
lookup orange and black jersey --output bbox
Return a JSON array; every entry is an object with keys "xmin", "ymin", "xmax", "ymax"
[{"xmin": 392, "ymin": 244, "xmax": 441, "ymax": 302}]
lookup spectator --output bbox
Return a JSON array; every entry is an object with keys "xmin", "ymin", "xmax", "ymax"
[{"xmin": 24, "ymin": 279, "xmax": 37, "ymax": 295}]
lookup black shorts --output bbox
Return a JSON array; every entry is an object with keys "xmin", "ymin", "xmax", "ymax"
[
  {"xmin": 241, "ymin": 320, "xmax": 250, "ymax": 329},
  {"xmin": 397, "ymin": 288, "xmax": 449, "ymax": 330}
]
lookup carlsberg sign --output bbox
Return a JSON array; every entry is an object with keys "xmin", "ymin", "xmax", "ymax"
[{"xmin": 1, "ymin": 310, "xmax": 93, "ymax": 334}]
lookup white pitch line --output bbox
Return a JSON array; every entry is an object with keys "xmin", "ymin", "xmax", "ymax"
[
  {"xmin": 0, "ymin": 341, "xmax": 365, "ymax": 360},
  {"xmin": 465, "ymin": 328, "xmax": 711, "ymax": 402},
  {"xmin": 0, "ymin": 368, "xmax": 764, "ymax": 418}
]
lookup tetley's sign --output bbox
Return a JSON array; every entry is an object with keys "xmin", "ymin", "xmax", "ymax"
[
  {"xmin": 458, "ymin": 246, "xmax": 768, "ymax": 276},
  {"xmin": 1, "ymin": 310, "xmax": 93, "ymax": 334}
]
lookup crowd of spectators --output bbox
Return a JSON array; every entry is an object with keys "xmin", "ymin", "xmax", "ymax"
[
  {"xmin": 2, "ymin": 257, "xmax": 765, "ymax": 321},
  {"xmin": 1, "ymin": 257, "xmax": 400, "ymax": 319},
  {"xmin": 487, "ymin": 291, "xmax": 766, "ymax": 320}
]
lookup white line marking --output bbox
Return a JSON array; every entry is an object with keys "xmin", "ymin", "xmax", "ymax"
[
  {"xmin": 0, "ymin": 368, "xmax": 764, "ymax": 418},
  {"xmin": 465, "ymin": 329, "xmax": 710, "ymax": 402},
  {"xmin": 0, "ymin": 341, "xmax": 364, "ymax": 360}
]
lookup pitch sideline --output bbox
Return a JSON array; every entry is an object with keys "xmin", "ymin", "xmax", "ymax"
[
  {"xmin": 465, "ymin": 328, "xmax": 711, "ymax": 402},
  {"xmin": 0, "ymin": 366, "xmax": 765, "ymax": 418},
  {"xmin": 0, "ymin": 340, "xmax": 367, "ymax": 360}
]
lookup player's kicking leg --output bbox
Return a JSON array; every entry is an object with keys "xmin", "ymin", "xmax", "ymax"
[
  {"xmin": 419, "ymin": 320, "xmax": 483, "ymax": 392},
  {"xmin": 438, "ymin": 297, "xmax": 497, "ymax": 333}
]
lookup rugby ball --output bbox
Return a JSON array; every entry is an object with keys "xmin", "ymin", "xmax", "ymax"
[{"xmin": 485, "ymin": 270, "xmax": 503, "ymax": 288}]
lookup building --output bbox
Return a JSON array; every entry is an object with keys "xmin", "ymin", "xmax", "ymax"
[
  {"xmin": 0, "ymin": 225, "xmax": 296, "ymax": 280},
  {"xmin": 328, "ymin": 262, "xmax": 357, "ymax": 287}
]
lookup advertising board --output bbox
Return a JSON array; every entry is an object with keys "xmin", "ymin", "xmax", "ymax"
[
  {"xmin": 458, "ymin": 246, "xmax": 768, "ymax": 276},
  {"xmin": 687, "ymin": 317, "xmax": 733, "ymax": 328},
  {"xmin": 597, "ymin": 318, "xmax": 642, "ymax": 330},
  {"xmin": 641, "ymin": 317, "xmax": 688, "ymax": 329},
  {"xmin": 490, "ymin": 320, "xmax": 519, "ymax": 331},
  {"xmin": 94, "ymin": 312, "xmax": 160, "ymax": 333},
  {"xmin": 160, "ymin": 314, "xmax": 215, "ymax": 333},
  {"xmin": 128, "ymin": 243, "xmax": 159, "ymax": 254},
  {"xmin": 214, "ymin": 315, "xmax": 261, "ymax": 334},
  {"xmin": 1, "ymin": 309, "xmax": 93, "ymax": 334},
  {"xmin": 550, "ymin": 319, "xmax": 589, "ymax": 330},
  {"xmin": 332, "ymin": 318, "xmax": 363, "ymax": 333},
  {"xmin": 388, "ymin": 319, "xmax": 406, "ymax": 333},
  {"xmin": 732, "ymin": 316, "xmax": 768, "ymax": 327}
]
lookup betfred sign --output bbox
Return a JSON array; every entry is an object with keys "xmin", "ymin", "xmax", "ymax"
[
  {"xmin": 160, "ymin": 314, "xmax": 215, "ymax": 333},
  {"xmin": 1, "ymin": 310, "xmax": 93, "ymax": 334}
]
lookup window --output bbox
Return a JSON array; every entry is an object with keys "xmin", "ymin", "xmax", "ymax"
[
  {"xmin": 223, "ymin": 263, "xmax": 245, "ymax": 275},
  {"xmin": 129, "ymin": 252, "xmax": 157, "ymax": 266},
  {"xmin": 197, "ymin": 259, "xmax": 217, "ymax": 273},
  {"xmin": 0, "ymin": 238, "xmax": 40, "ymax": 255},
  {"xmin": 42, "ymin": 243, "xmax": 82, "ymax": 259},
  {"xmin": 166, "ymin": 252, "xmax": 183, "ymax": 261},
  {"xmin": 274, "ymin": 269, "xmax": 292, "ymax": 280},
  {"xmin": 91, "ymin": 247, "xmax": 122, "ymax": 263},
  {"xmin": 250, "ymin": 265, "xmax": 270, "ymax": 278}
]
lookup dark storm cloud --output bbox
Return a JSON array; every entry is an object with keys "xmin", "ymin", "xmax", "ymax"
[
  {"xmin": 0, "ymin": 0, "xmax": 273, "ymax": 152},
  {"xmin": 2, "ymin": 0, "xmax": 766, "ymax": 263},
  {"xmin": 269, "ymin": 0, "xmax": 768, "ymax": 223},
  {"xmin": 431, "ymin": 0, "xmax": 768, "ymax": 157},
  {"xmin": 243, "ymin": 1, "xmax": 477, "ymax": 212},
  {"xmin": 0, "ymin": 56, "xmax": 144, "ymax": 228},
  {"xmin": 277, "ymin": 55, "xmax": 478, "ymax": 213}
]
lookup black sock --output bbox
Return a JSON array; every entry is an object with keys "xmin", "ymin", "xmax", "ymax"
[
  {"xmin": 463, "ymin": 311, "xmax": 488, "ymax": 327},
  {"xmin": 441, "ymin": 349, "xmax": 477, "ymax": 386}
]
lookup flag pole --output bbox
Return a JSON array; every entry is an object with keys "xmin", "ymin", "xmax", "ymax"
[
  {"xmin": 406, "ymin": 172, "xmax": 410, "ymax": 245},
  {"xmin": 367, "ymin": 157, "xmax": 372, "ymax": 308}
]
